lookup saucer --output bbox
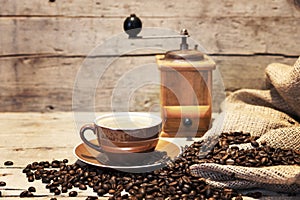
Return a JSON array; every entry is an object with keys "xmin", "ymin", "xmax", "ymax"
[{"xmin": 73, "ymin": 139, "xmax": 181, "ymax": 171}]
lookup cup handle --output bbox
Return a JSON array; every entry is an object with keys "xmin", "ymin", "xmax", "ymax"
[{"xmin": 80, "ymin": 124, "xmax": 102, "ymax": 152}]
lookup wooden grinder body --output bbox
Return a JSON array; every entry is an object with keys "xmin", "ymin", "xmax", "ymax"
[{"xmin": 157, "ymin": 54, "xmax": 216, "ymax": 137}]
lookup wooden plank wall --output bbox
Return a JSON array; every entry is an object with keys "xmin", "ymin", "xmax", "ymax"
[{"xmin": 0, "ymin": 0, "xmax": 299, "ymax": 112}]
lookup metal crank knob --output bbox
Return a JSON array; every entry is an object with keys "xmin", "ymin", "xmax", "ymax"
[{"xmin": 123, "ymin": 14, "xmax": 142, "ymax": 38}]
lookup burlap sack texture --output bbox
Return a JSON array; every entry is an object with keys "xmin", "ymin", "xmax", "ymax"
[{"xmin": 190, "ymin": 57, "xmax": 300, "ymax": 193}]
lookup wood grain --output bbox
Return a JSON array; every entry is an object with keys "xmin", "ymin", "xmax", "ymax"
[
  {"xmin": 1, "ymin": 0, "xmax": 299, "ymax": 17},
  {"xmin": 0, "ymin": 55, "xmax": 297, "ymax": 112},
  {"xmin": 0, "ymin": 0, "xmax": 299, "ymax": 112},
  {"xmin": 0, "ymin": 17, "xmax": 299, "ymax": 56}
]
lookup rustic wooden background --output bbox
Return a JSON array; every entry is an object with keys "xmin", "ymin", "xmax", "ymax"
[{"xmin": 0, "ymin": 0, "xmax": 299, "ymax": 112}]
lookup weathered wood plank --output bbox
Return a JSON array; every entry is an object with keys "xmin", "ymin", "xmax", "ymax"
[
  {"xmin": 0, "ymin": 112, "xmax": 80, "ymax": 149},
  {"xmin": 0, "ymin": 55, "xmax": 297, "ymax": 112},
  {"xmin": 0, "ymin": 169, "xmax": 108, "ymax": 199},
  {"xmin": 0, "ymin": 147, "xmax": 78, "ymax": 167},
  {"xmin": 0, "ymin": 17, "xmax": 299, "ymax": 56},
  {"xmin": 1, "ymin": 0, "xmax": 299, "ymax": 18},
  {"xmin": 0, "ymin": 112, "xmax": 193, "ymax": 166},
  {"xmin": 213, "ymin": 56, "xmax": 298, "ymax": 91}
]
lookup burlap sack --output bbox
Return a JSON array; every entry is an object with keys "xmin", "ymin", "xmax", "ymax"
[{"xmin": 190, "ymin": 57, "xmax": 300, "ymax": 193}]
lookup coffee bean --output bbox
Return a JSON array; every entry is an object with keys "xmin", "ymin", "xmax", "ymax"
[
  {"xmin": 108, "ymin": 189, "xmax": 116, "ymax": 194},
  {"xmin": 132, "ymin": 185, "xmax": 139, "ymax": 191},
  {"xmin": 168, "ymin": 186, "xmax": 176, "ymax": 194},
  {"xmin": 97, "ymin": 189, "xmax": 106, "ymax": 196},
  {"xmin": 226, "ymin": 159, "xmax": 235, "ymax": 165},
  {"xmin": 79, "ymin": 184, "xmax": 87, "ymax": 190},
  {"xmin": 0, "ymin": 191, "xmax": 2, "ymax": 197},
  {"xmin": 50, "ymin": 198, "xmax": 57, "ymax": 200},
  {"xmin": 28, "ymin": 186, "xmax": 36, "ymax": 192},
  {"xmin": 54, "ymin": 189, "xmax": 61, "ymax": 195},
  {"xmin": 61, "ymin": 186, "xmax": 68, "ymax": 193},
  {"xmin": 74, "ymin": 181, "xmax": 81, "ymax": 187},
  {"xmin": 69, "ymin": 191, "xmax": 78, "ymax": 197},
  {"xmin": 145, "ymin": 195, "xmax": 154, "ymax": 200},
  {"xmin": 20, "ymin": 190, "xmax": 33, "ymax": 197},
  {"xmin": 123, "ymin": 176, "xmax": 131, "ymax": 181},
  {"xmin": 20, "ymin": 190, "xmax": 28, "ymax": 197},
  {"xmin": 27, "ymin": 192, "xmax": 34, "ymax": 197},
  {"xmin": 86, "ymin": 196, "xmax": 98, "ymax": 200},
  {"xmin": 182, "ymin": 187, "xmax": 190, "ymax": 194},
  {"xmin": 261, "ymin": 157, "xmax": 268, "ymax": 164},
  {"xmin": 251, "ymin": 140, "xmax": 259, "ymax": 148},
  {"xmin": 50, "ymin": 186, "xmax": 57, "ymax": 193},
  {"xmin": 51, "ymin": 160, "xmax": 60, "ymax": 168},
  {"xmin": 26, "ymin": 171, "xmax": 34, "ymax": 177},
  {"xmin": 88, "ymin": 181, "xmax": 94, "ymax": 188},
  {"xmin": 136, "ymin": 187, "xmax": 144, "ymax": 195},
  {"xmin": 0, "ymin": 181, "xmax": 6, "ymax": 187},
  {"xmin": 190, "ymin": 190, "xmax": 197, "ymax": 196},
  {"xmin": 4, "ymin": 161, "xmax": 13, "ymax": 166},
  {"xmin": 169, "ymin": 181, "xmax": 177, "ymax": 186},
  {"xmin": 28, "ymin": 176, "xmax": 34, "ymax": 182},
  {"xmin": 22, "ymin": 168, "xmax": 31, "ymax": 173},
  {"xmin": 125, "ymin": 182, "xmax": 133, "ymax": 191},
  {"xmin": 42, "ymin": 177, "xmax": 51, "ymax": 183},
  {"xmin": 102, "ymin": 183, "xmax": 110, "ymax": 191},
  {"xmin": 113, "ymin": 191, "xmax": 121, "ymax": 198},
  {"xmin": 127, "ymin": 188, "xmax": 135, "ymax": 195},
  {"xmin": 182, "ymin": 176, "xmax": 191, "ymax": 183}
]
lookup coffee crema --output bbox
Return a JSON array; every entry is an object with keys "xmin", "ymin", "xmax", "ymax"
[{"xmin": 96, "ymin": 113, "xmax": 161, "ymax": 130}]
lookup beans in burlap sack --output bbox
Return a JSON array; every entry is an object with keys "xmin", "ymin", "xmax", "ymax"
[{"xmin": 190, "ymin": 57, "xmax": 300, "ymax": 193}]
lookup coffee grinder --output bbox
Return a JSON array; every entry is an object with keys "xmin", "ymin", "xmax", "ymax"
[{"xmin": 124, "ymin": 14, "xmax": 216, "ymax": 137}]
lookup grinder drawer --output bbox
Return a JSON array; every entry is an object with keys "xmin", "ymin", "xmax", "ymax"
[{"xmin": 161, "ymin": 105, "xmax": 211, "ymax": 137}]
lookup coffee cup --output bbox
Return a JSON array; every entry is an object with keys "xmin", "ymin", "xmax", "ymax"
[{"xmin": 80, "ymin": 112, "xmax": 162, "ymax": 154}]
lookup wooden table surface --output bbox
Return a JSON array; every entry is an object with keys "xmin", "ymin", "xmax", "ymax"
[
  {"xmin": 0, "ymin": 112, "xmax": 297, "ymax": 200},
  {"xmin": 0, "ymin": 112, "xmax": 203, "ymax": 199}
]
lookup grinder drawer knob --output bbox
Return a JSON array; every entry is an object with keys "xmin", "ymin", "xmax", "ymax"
[{"xmin": 183, "ymin": 118, "xmax": 193, "ymax": 127}]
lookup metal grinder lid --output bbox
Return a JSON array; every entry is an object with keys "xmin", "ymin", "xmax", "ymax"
[{"xmin": 164, "ymin": 49, "xmax": 204, "ymax": 61}]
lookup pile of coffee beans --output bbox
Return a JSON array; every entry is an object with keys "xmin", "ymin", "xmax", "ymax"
[
  {"xmin": 19, "ymin": 131, "xmax": 299, "ymax": 199},
  {"xmin": 188, "ymin": 132, "xmax": 300, "ymax": 167},
  {"xmin": 21, "ymin": 158, "xmax": 242, "ymax": 199},
  {"xmin": 21, "ymin": 147, "xmax": 244, "ymax": 200}
]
